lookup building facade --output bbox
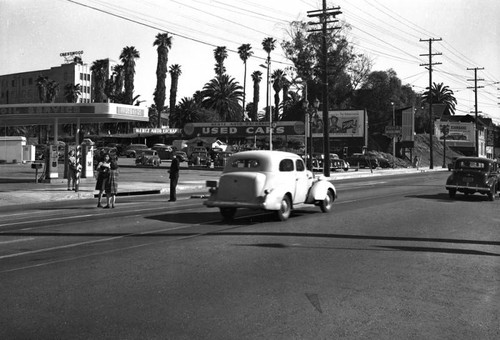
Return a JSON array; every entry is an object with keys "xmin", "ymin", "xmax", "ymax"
[{"xmin": 0, "ymin": 61, "xmax": 92, "ymax": 105}]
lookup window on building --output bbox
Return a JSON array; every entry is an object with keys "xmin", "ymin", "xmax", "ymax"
[
  {"xmin": 22, "ymin": 78, "xmax": 26, "ymax": 86},
  {"xmin": 28, "ymin": 78, "xmax": 33, "ymax": 85},
  {"xmin": 11, "ymin": 80, "xmax": 15, "ymax": 87},
  {"xmin": 80, "ymin": 73, "xmax": 83, "ymax": 80}
]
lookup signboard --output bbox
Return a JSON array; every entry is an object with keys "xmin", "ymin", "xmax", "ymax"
[
  {"xmin": 183, "ymin": 121, "xmax": 305, "ymax": 138},
  {"xmin": 311, "ymin": 110, "xmax": 365, "ymax": 138},
  {"xmin": 133, "ymin": 128, "xmax": 181, "ymax": 134},
  {"xmin": 435, "ymin": 121, "xmax": 474, "ymax": 147},
  {"xmin": 401, "ymin": 107, "xmax": 414, "ymax": 142},
  {"xmin": 385, "ymin": 125, "xmax": 402, "ymax": 137}
]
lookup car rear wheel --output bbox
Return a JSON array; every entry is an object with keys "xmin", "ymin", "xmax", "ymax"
[
  {"xmin": 319, "ymin": 189, "xmax": 335, "ymax": 213},
  {"xmin": 276, "ymin": 195, "xmax": 292, "ymax": 221},
  {"xmin": 448, "ymin": 189, "xmax": 456, "ymax": 198},
  {"xmin": 220, "ymin": 207, "xmax": 236, "ymax": 221}
]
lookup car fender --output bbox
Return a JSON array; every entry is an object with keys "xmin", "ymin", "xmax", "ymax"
[
  {"xmin": 264, "ymin": 187, "xmax": 291, "ymax": 210},
  {"xmin": 307, "ymin": 179, "xmax": 336, "ymax": 202}
]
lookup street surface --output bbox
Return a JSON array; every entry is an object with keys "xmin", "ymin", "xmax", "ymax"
[{"xmin": 0, "ymin": 171, "xmax": 499, "ymax": 339}]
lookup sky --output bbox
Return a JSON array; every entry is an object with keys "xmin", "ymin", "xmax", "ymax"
[{"xmin": 1, "ymin": 0, "xmax": 499, "ymax": 123}]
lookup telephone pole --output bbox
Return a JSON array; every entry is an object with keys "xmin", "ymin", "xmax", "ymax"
[
  {"xmin": 420, "ymin": 38, "xmax": 442, "ymax": 169},
  {"xmin": 307, "ymin": 1, "xmax": 341, "ymax": 177},
  {"xmin": 467, "ymin": 67, "xmax": 484, "ymax": 157}
]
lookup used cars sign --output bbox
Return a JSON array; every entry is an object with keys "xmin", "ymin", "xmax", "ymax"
[{"xmin": 183, "ymin": 121, "xmax": 305, "ymax": 137}]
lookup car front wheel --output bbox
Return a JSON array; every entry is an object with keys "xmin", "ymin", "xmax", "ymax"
[
  {"xmin": 276, "ymin": 195, "xmax": 292, "ymax": 221},
  {"xmin": 319, "ymin": 189, "xmax": 335, "ymax": 213}
]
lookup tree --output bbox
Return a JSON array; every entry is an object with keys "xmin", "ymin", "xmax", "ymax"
[
  {"xmin": 119, "ymin": 46, "xmax": 140, "ymax": 105},
  {"xmin": 36, "ymin": 75, "xmax": 48, "ymax": 103},
  {"xmin": 153, "ymin": 33, "xmax": 173, "ymax": 127},
  {"xmin": 104, "ymin": 64, "xmax": 125, "ymax": 103},
  {"xmin": 90, "ymin": 59, "xmax": 109, "ymax": 103},
  {"xmin": 213, "ymin": 46, "xmax": 228, "ymax": 77},
  {"xmin": 46, "ymin": 80, "xmax": 60, "ymax": 103},
  {"xmin": 422, "ymin": 82, "xmax": 457, "ymax": 115},
  {"xmin": 169, "ymin": 64, "xmax": 182, "ymax": 127},
  {"xmin": 64, "ymin": 83, "xmax": 81, "ymax": 103},
  {"xmin": 271, "ymin": 69, "xmax": 287, "ymax": 121},
  {"xmin": 262, "ymin": 37, "xmax": 276, "ymax": 119},
  {"xmin": 250, "ymin": 70, "xmax": 263, "ymax": 121},
  {"xmin": 201, "ymin": 74, "xmax": 244, "ymax": 122},
  {"xmin": 237, "ymin": 43, "xmax": 253, "ymax": 120}
]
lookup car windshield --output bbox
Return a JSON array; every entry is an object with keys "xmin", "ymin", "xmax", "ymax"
[{"xmin": 456, "ymin": 160, "xmax": 487, "ymax": 170}]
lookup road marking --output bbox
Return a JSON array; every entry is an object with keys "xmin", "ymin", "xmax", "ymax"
[{"xmin": 0, "ymin": 237, "xmax": 34, "ymax": 245}]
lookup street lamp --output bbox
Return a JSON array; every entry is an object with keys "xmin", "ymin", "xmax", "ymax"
[{"xmin": 259, "ymin": 61, "xmax": 272, "ymax": 150}]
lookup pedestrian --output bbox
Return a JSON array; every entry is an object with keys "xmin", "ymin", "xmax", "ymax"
[
  {"xmin": 104, "ymin": 157, "xmax": 119, "ymax": 208},
  {"xmin": 95, "ymin": 153, "xmax": 111, "ymax": 208},
  {"xmin": 67, "ymin": 149, "xmax": 80, "ymax": 191},
  {"xmin": 168, "ymin": 155, "xmax": 180, "ymax": 202}
]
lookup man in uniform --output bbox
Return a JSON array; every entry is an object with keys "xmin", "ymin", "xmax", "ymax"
[{"xmin": 168, "ymin": 155, "xmax": 180, "ymax": 202}]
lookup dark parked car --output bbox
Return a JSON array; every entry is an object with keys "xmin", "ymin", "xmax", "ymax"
[
  {"xmin": 188, "ymin": 151, "xmax": 210, "ymax": 167},
  {"xmin": 214, "ymin": 152, "xmax": 233, "ymax": 167},
  {"xmin": 330, "ymin": 158, "xmax": 350, "ymax": 171},
  {"xmin": 445, "ymin": 157, "xmax": 500, "ymax": 201},
  {"xmin": 135, "ymin": 150, "xmax": 161, "ymax": 167},
  {"xmin": 174, "ymin": 151, "xmax": 188, "ymax": 162},
  {"xmin": 124, "ymin": 144, "xmax": 149, "ymax": 158}
]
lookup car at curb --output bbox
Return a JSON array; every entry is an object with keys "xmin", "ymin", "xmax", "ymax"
[
  {"xmin": 445, "ymin": 157, "xmax": 500, "ymax": 201},
  {"xmin": 204, "ymin": 150, "xmax": 337, "ymax": 221},
  {"xmin": 135, "ymin": 150, "xmax": 161, "ymax": 167},
  {"xmin": 124, "ymin": 144, "xmax": 149, "ymax": 158},
  {"xmin": 330, "ymin": 158, "xmax": 350, "ymax": 171}
]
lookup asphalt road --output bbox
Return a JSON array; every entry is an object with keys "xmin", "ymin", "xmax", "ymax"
[{"xmin": 0, "ymin": 171, "xmax": 499, "ymax": 339}]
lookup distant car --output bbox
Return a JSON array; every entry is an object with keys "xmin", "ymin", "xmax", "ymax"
[
  {"xmin": 174, "ymin": 151, "xmax": 188, "ymax": 162},
  {"xmin": 152, "ymin": 144, "xmax": 174, "ymax": 160},
  {"xmin": 214, "ymin": 151, "xmax": 233, "ymax": 167},
  {"xmin": 346, "ymin": 153, "xmax": 378, "ymax": 169},
  {"xmin": 124, "ymin": 144, "xmax": 149, "ymax": 158},
  {"xmin": 204, "ymin": 150, "xmax": 337, "ymax": 221},
  {"xmin": 445, "ymin": 157, "xmax": 500, "ymax": 201},
  {"xmin": 188, "ymin": 151, "xmax": 210, "ymax": 167},
  {"xmin": 330, "ymin": 158, "xmax": 350, "ymax": 171},
  {"xmin": 135, "ymin": 150, "xmax": 161, "ymax": 167}
]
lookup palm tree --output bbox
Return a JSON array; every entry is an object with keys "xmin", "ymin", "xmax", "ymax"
[
  {"xmin": 251, "ymin": 70, "xmax": 263, "ymax": 121},
  {"xmin": 119, "ymin": 46, "xmax": 140, "ymax": 105},
  {"xmin": 201, "ymin": 74, "xmax": 244, "ymax": 122},
  {"xmin": 46, "ymin": 80, "xmax": 60, "ymax": 103},
  {"xmin": 64, "ymin": 83, "xmax": 82, "ymax": 103},
  {"xmin": 213, "ymin": 46, "xmax": 228, "ymax": 77},
  {"xmin": 422, "ymin": 82, "xmax": 457, "ymax": 115},
  {"xmin": 153, "ymin": 33, "xmax": 173, "ymax": 127},
  {"xmin": 169, "ymin": 64, "xmax": 182, "ymax": 127},
  {"xmin": 90, "ymin": 59, "xmax": 109, "ymax": 103},
  {"xmin": 271, "ymin": 69, "xmax": 286, "ymax": 121},
  {"xmin": 261, "ymin": 37, "xmax": 276, "ymax": 119},
  {"xmin": 36, "ymin": 75, "xmax": 48, "ymax": 103},
  {"xmin": 237, "ymin": 43, "xmax": 253, "ymax": 120}
]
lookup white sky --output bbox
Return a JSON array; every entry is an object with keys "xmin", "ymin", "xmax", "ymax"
[{"xmin": 1, "ymin": 0, "xmax": 499, "ymax": 123}]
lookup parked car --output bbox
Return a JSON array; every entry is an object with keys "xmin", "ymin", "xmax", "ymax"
[
  {"xmin": 330, "ymin": 158, "xmax": 350, "ymax": 171},
  {"xmin": 135, "ymin": 150, "xmax": 161, "ymax": 167},
  {"xmin": 188, "ymin": 151, "xmax": 210, "ymax": 167},
  {"xmin": 204, "ymin": 150, "xmax": 337, "ymax": 221},
  {"xmin": 124, "ymin": 144, "xmax": 149, "ymax": 158},
  {"xmin": 152, "ymin": 144, "xmax": 174, "ymax": 160},
  {"xmin": 214, "ymin": 151, "xmax": 233, "ymax": 167},
  {"xmin": 346, "ymin": 153, "xmax": 379, "ymax": 169},
  {"xmin": 174, "ymin": 151, "xmax": 188, "ymax": 162},
  {"xmin": 445, "ymin": 157, "xmax": 500, "ymax": 201}
]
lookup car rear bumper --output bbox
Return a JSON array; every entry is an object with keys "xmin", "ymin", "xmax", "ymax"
[
  {"xmin": 204, "ymin": 199, "xmax": 266, "ymax": 210},
  {"xmin": 445, "ymin": 184, "xmax": 490, "ymax": 193}
]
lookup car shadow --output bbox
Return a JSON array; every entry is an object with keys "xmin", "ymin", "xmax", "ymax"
[{"xmin": 406, "ymin": 192, "xmax": 494, "ymax": 202}]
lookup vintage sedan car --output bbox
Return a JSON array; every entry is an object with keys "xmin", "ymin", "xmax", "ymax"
[
  {"xmin": 330, "ymin": 158, "xmax": 350, "ymax": 171},
  {"xmin": 135, "ymin": 150, "xmax": 161, "ymax": 167},
  {"xmin": 204, "ymin": 150, "xmax": 337, "ymax": 221},
  {"xmin": 174, "ymin": 151, "xmax": 188, "ymax": 162},
  {"xmin": 124, "ymin": 144, "xmax": 149, "ymax": 158},
  {"xmin": 445, "ymin": 157, "xmax": 500, "ymax": 201}
]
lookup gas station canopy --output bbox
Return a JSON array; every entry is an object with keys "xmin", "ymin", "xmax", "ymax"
[{"xmin": 0, "ymin": 103, "xmax": 149, "ymax": 126}]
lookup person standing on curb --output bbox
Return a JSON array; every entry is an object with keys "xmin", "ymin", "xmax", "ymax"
[
  {"xmin": 95, "ymin": 153, "xmax": 111, "ymax": 207},
  {"xmin": 104, "ymin": 157, "xmax": 119, "ymax": 208},
  {"xmin": 168, "ymin": 155, "xmax": 180, "ymax": 202},
  {"xmin": 67, "ymin": 149, "xmax": 79, "ymax": 191}
]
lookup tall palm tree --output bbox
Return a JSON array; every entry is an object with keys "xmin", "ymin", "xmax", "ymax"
[
  {"xmin": 422, "ymin": 82, "xmax": 457, "ymax": 115},
  {"xmin": 237, "ymin": 43, "xmax": 253, "ymax": 120},
  {"xmin": 261, "ymin": 37, "xmax": 276, "ymax": 119},
  {"xmin": 119, "ymin": 46, "xmax": 140, "ymax": 105},
  {"xmin": 64, "ymin": 83, "xmax": 82, "ymax": 103},
  {"xmin": 90, "ymin": 59, "xmax": 109, "ymax": 103},
  {"xmin": 251, "ymin": 70, "xmax": 263, "ymax": 121},
  {"xmin": 271, "ymin": 69, "xmax": 286, "ymax": 121},
  {"xmin": 201, "ymin": 74, "xmax": 244, "ymax": 122},
  {"xmin": 36, "ymin": 75, "xmax": 48, "ymax": 103},
  {"xmin": 213, "ymin": 46, "xmax": 228, "ymax": 77},
  {"xmin": 169, "ymin": 64, "xmax": 182, "ymax": 127},
  {"xmin": 153, "ymin": 33, "xmax": 173, "ymax": 127},
  {"xmin": 46, "ymin": 80, "xmax": 60, "ymax": 103}
]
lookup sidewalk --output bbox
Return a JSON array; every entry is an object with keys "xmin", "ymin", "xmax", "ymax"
[{"xmin": 0, "ymin": 160, "xmax": 446, "ymax": 207}]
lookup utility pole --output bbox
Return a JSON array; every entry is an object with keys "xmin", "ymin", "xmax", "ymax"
[
  {"xmin": 420, "ymin": 38, "xmax": 442, "ymax": 169},
  {"xmin": 307, "ymin": 1, "xmax": 341, "ymax": 177},
  {"xmin": 467, "ymin": 67, "xmax": 484, "ymax": 157}
]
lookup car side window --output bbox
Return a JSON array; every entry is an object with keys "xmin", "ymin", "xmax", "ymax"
[
  {"xmin": 279, "ymin": 159, "xmax": 294, "ymax": 172},
  {"xmin": 296, "ymin": 159, "xmax": 305, "ymax": 172}
]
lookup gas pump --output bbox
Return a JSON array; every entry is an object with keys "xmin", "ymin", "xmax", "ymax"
[
  {"xmin": 81, "ymin": 143, "xmax": 94, "ymax": 178},
  {"xmin": 45, "ymin": 144, "xmax": 59, "ymax": 179}
]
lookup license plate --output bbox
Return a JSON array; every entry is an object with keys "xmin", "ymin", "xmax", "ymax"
[{"xmin": 463, "ymin": 177, "xmax": 474, "ymax": 183}]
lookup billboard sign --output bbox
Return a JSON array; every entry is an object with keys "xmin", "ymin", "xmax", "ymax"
[
  {"xmin": 311, "ymin": 110, "xmax": 365, "ymax": 138},
  {"xmin": 183, "ymin": 121, "xmax": 305, "ymax": 138},
  {"xmin": 435, "ymin": 121, "xmax": 474, "ymax": 147}
]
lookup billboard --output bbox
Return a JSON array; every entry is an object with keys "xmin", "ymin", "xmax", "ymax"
[
  {"xmin": 311, "ymin": 110, "xmax": 365, "ymax": 138},
  {"xmin": 435, "ymin": 121, "xmax": 474, "ymax": 147},
  {"xmin": 183, "ymin": 121, "xmax": 305, "ymax": 138}
]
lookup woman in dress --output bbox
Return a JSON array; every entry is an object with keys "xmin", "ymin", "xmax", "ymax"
[
  {"xmin": 104, "ymin": 157, "xmax": 119, "ymax": 208},
  {"xmin": 95, "ymin": 153, "xmax": 111, "ymax": 207}
]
